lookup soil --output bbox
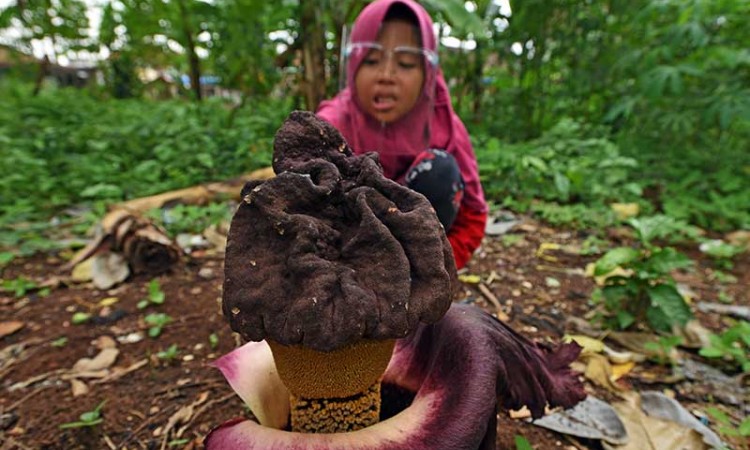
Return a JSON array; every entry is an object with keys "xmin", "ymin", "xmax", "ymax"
[{"xmin": 1, "ymin": 213, "xmax": 748, "ymax": 450}]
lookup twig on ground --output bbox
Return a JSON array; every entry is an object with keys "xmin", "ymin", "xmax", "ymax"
[
  {"xmin": 92, "ymin": 359, "xmax": 148, "ymax": 385},
  {"xmin": 0, "ymin": 338, "xmax": 44, "ymax": 380},
  {"xmin": 6, "ymin": 385, "xmax": 53, "ymax": 411},
  {"xmin": 177, "ymin": 392, "xmax": 236, "ymax": 437},
  {"xmin": 154, "ymin": 380, "xmax": 212, "ymax": 396},
  {"xmin": 478, "ymin": 283, "xmax": 510, "ymax": 321},
  {"xmin": 8, "ymin": 369, "xmax": 65, "ymax": 391},
  {"xmin": 103, "ymin": 434, "xmax": 117, "ymax": 450},
  {"xmin": 117, "ymin": 403, "xmax": 178, "ymax": 449}
]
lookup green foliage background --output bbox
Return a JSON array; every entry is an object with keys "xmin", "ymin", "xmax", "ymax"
[{"xmin": 0, "ymin": 0, "xmax": 748, "ymax": 247}]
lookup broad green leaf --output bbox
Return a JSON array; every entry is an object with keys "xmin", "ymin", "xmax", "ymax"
[
  {"xmin": 80, "ymin": 183, "xmax": 124, "ymax": 200},
  {"xmin": 627, "ymin": 215, "xmax": 675, "ymax": 245},
  {"xmin": 739, "ymin": 418, "xmax": 750, "ymax": 436},
  {"xmin": 698, "ymin": 346, "xmax": 724, "ymax": 358},
  {"xmin": 616, "ymin": 311, "xmax": 635, "ymax": 330},
  {"xmin": 647, "ymin": 284, "xmax": 692, "ymax": 329},
  {"xmin": 553, "ymin": 171, "xmax": 570, "ymax": 201},
  {"xmin": 421, "ymin": 0, "xmax": 485, "ymax": 36},
  {"xmin": 594, "ymin": 247, "xmax": 640, "ymax": 276},
  {"xmin": 645, "ymin": 305, "xmax": 672, "ymax": 333},
  {"xmin": 644, "ymin": 247, "xmax": 693, "ymax": 274},
  {"xmin": 514, "ymin": 435, "xmax": 533, "ymax": 450},
  {"xmin": 705, "ymin": 407, "xmax": 731, "ymax": 425}
]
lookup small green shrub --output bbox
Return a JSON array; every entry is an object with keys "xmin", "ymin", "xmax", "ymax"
[
  {"xmin": 145, "ymin": 313, "xmax": 172, "ymax": 338},
  {"xmin": 137, "ymin": 279, "xmax": 166, "ymax": 310},
  {"xmin": 591, "ymin": 216, "xmax": 694, "ymax": 332},
  {"xmin": 146, "ymin": 203, "xmax": 233, "ymax": 237},
  {"xmin": 156, "ymin": 344, "xmax": 180, "ymax": 361},
  {"xmin": 59, "ymin": 401, "xmax": 105, "ymax": 429},
  {"xmin": 699, "ymin": 321, "xmax": 750, "ymax": 373}
]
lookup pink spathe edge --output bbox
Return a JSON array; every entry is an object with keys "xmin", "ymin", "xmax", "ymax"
[
  {"xmin": 206, "ymin": 304, "xmax": 586, "ymax": 450},
  {"xmin": 210, "ymin": 340, "xmax": 439, "ymax": 450},
  {"xmin": 211, "ymin": 340, "xmax": 290, "ymax": 430}
]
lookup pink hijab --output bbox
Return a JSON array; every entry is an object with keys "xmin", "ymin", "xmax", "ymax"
[{"xmin": 316, "ymin": 0, "xmax": 486, "ymax": 213}]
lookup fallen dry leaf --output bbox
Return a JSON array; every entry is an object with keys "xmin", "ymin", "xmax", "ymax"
[
  {"xmin": 93, "ymin": 335, "xmax": 118, "ymax": 350},
  {"xmin": 98, "ymin": 297, "xmax": 119, "ymax": 307},
  {"xmin": 604, "ymin": 393, "xmax": 707, "ymax": 450},
  {"xmin": 726, "ymin": 230, "xmax": 750, "ymax": 252},
  {"xmin": 533, "ymin": 396, "xmax": 628, "ymax": 445},
  {"xmin": 583, "ymin": 353, "xmax": 626, "ymax": 393},
  {"xmin": 536, "ymin": 242, "xmax": 561, "ymax": 262},
  {"xmin": 611, "ymin": 361, "xmax": 636, "ymax": 381},
  {"xmin": 674, "ymin": 320, "xmax": 712, "ymax": 349},
  {"xmin": 607, "ymin": 331, "xmax": 679, "ymax": 364},
  {"xmin": 70, "ymin": 378, "xmax": 89, "ymax": 397},
  {"xmin": 564, "ymin": 334, "xmax": 605, "ymax": 355},
  {"xmin": 639, "ymin": 392, "xmax": 723, "ymax": 448},
  {"xmin": 458, "ymin": 274, "xmax": 481, "ymax": 284},
  {"xmin": 91, "ymin": 252, "xmax": 130, "ymax": 290},
  {"xmin": 71, "ymin": 258, "xmax": 93, "ymax": 283},
  {"xmin": 0, "ymin": 321, "xmax": 24, "ymax": 339},
  {"xmin": 72, "ymin": 348, "xmax": 119, "ymax": 373}
]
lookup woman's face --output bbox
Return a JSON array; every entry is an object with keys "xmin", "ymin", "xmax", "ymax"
[{"xmin": 354, "ymin": 19, "xmax": 425, "ymax": 124}]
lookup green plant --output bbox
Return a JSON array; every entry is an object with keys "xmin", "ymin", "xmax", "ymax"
[
  {"xmin": 209, "ymin": 333, "xmax": 219, "ymax": 349},
  {"xmin": 591, "ymin": 217, "xmax": 694, "ymax": 332},
  {"xmin": 712, "ymin": 270, "xmax": 738, "ymax": 284},
  {"xmin": 717, "ymin": 289, "xmax": 734, "ymax": 304},
  {"xmin": 500, "ymin": 234, "xmax": 524, "ymax": 248},
  {"xmin": 71, "ymin": 312, "xmax": 92, "ymax": 325},
  {"xmin": 59, "ymin": 401, "xmax": 106, "ymax": 429},
  {"xmin": 51, "ymin": 337, "xmax": 68, "ymax": 347},
  {"xmin": 514, "ymin": 435, "xmax": 533, "ymax": 450},
  {"xmin": 627, "ymin": 215, "xmax": 702, "ymax": 245},
  {"xmin": 145, "ymin": 313, "xmax": 172, "ymax": 338},
  {"xmin": 157, "ymin": 344, "xmax": 180, "ymax": 361},
  {"xmin": 700, "ymin": 239, "xmax": 745, "ymax": 270},
  {"xmin": 476, "ymin": 120, "xmax": 646, "ymax": 230},
  {"xmin": 643, "ymin": 335, "xmax": 682, "ymax": 366},
  {"xmin": 137, "ymin": 279, "xmax": 166, "ymax": 310},
  {"xmin": 580, "ymin": 234, "xmax": 608, "ymax": 256},
  {"xmin": 706, "ymin": 407, "xmax": 750, "ymax": 449},
  {"xmin": 699, "ymin": 321, "xmax": 750, "ymax": 372},
  {"xmin": 0, "ymin": 251, "xmax": 14, "ymax": 267},
  {"xmin": 146, "ymin": 202, "xmax": 233, "ymax": 237},
  {"xmin": 1, "ymin": 276, "xmax": 38, "ymax": 297},
  {"xmin": 0, "ymin": 86, "xmax": 285, "ymax": 257}
]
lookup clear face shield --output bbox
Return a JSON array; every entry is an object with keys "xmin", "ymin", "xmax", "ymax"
[
  {"xmin": 339, "ymin": 27, "xmax": 439, "ymax": 91},
  {"xmin": 338, "ymin": 23, "xmax": 440, "ymax": 162}
]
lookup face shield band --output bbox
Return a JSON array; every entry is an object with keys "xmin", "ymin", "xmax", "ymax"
[{"xmin": 345, "ymin": 42, "xmax": 439, "ymax": 76}]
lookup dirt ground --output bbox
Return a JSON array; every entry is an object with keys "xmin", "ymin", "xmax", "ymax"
[{"xmin": 1, "ymin": 213, "xmax": 748, "ymax": 449}]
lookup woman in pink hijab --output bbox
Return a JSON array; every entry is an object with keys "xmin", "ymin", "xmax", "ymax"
[{"xmin": 317, "ymin": 0, "xmax": 488, "ymax": 269}]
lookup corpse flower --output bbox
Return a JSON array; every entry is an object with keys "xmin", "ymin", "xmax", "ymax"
[
  {"xmin": 210, "ymin": 111, "xmax": 585, "ymax": 448},
  {"xmin": 208, "ymin": 303, "xmax": 584, "ymax": 449}
]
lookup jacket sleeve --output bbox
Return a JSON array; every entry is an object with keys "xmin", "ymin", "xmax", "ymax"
[{"xmin": 447, "ymin": 204, "xmax": 487, "ymax": 269}]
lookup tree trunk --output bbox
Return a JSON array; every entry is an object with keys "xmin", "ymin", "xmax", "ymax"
[
  {"xmin": 471, "ymin": 41, "xmax": 485, "ymax": 123},
  {"xmin": 176, "ymin": 0, "xmax": 203, "ymax": 101},
  {"xmin": 33, "ymin": 55, "xmax": 50, "ymax": 96},
  {"xmin": 299, "ymin": 0, "xmax": 327, "ymax": 111}
]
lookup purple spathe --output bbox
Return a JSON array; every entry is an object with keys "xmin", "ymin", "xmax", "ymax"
[{"xmin": 206, "ymin": 304, "xmax": 586, "ymax": 450}]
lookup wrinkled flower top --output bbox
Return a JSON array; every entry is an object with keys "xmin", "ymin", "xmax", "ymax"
[{"xmin": 223, "ymin": 111, "xmax": 456, "ymax": 352}]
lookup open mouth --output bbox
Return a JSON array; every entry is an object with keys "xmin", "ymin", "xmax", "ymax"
[{"xmin": 373, "ymin": 95, "xmax": 397, "ymax": 112}]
